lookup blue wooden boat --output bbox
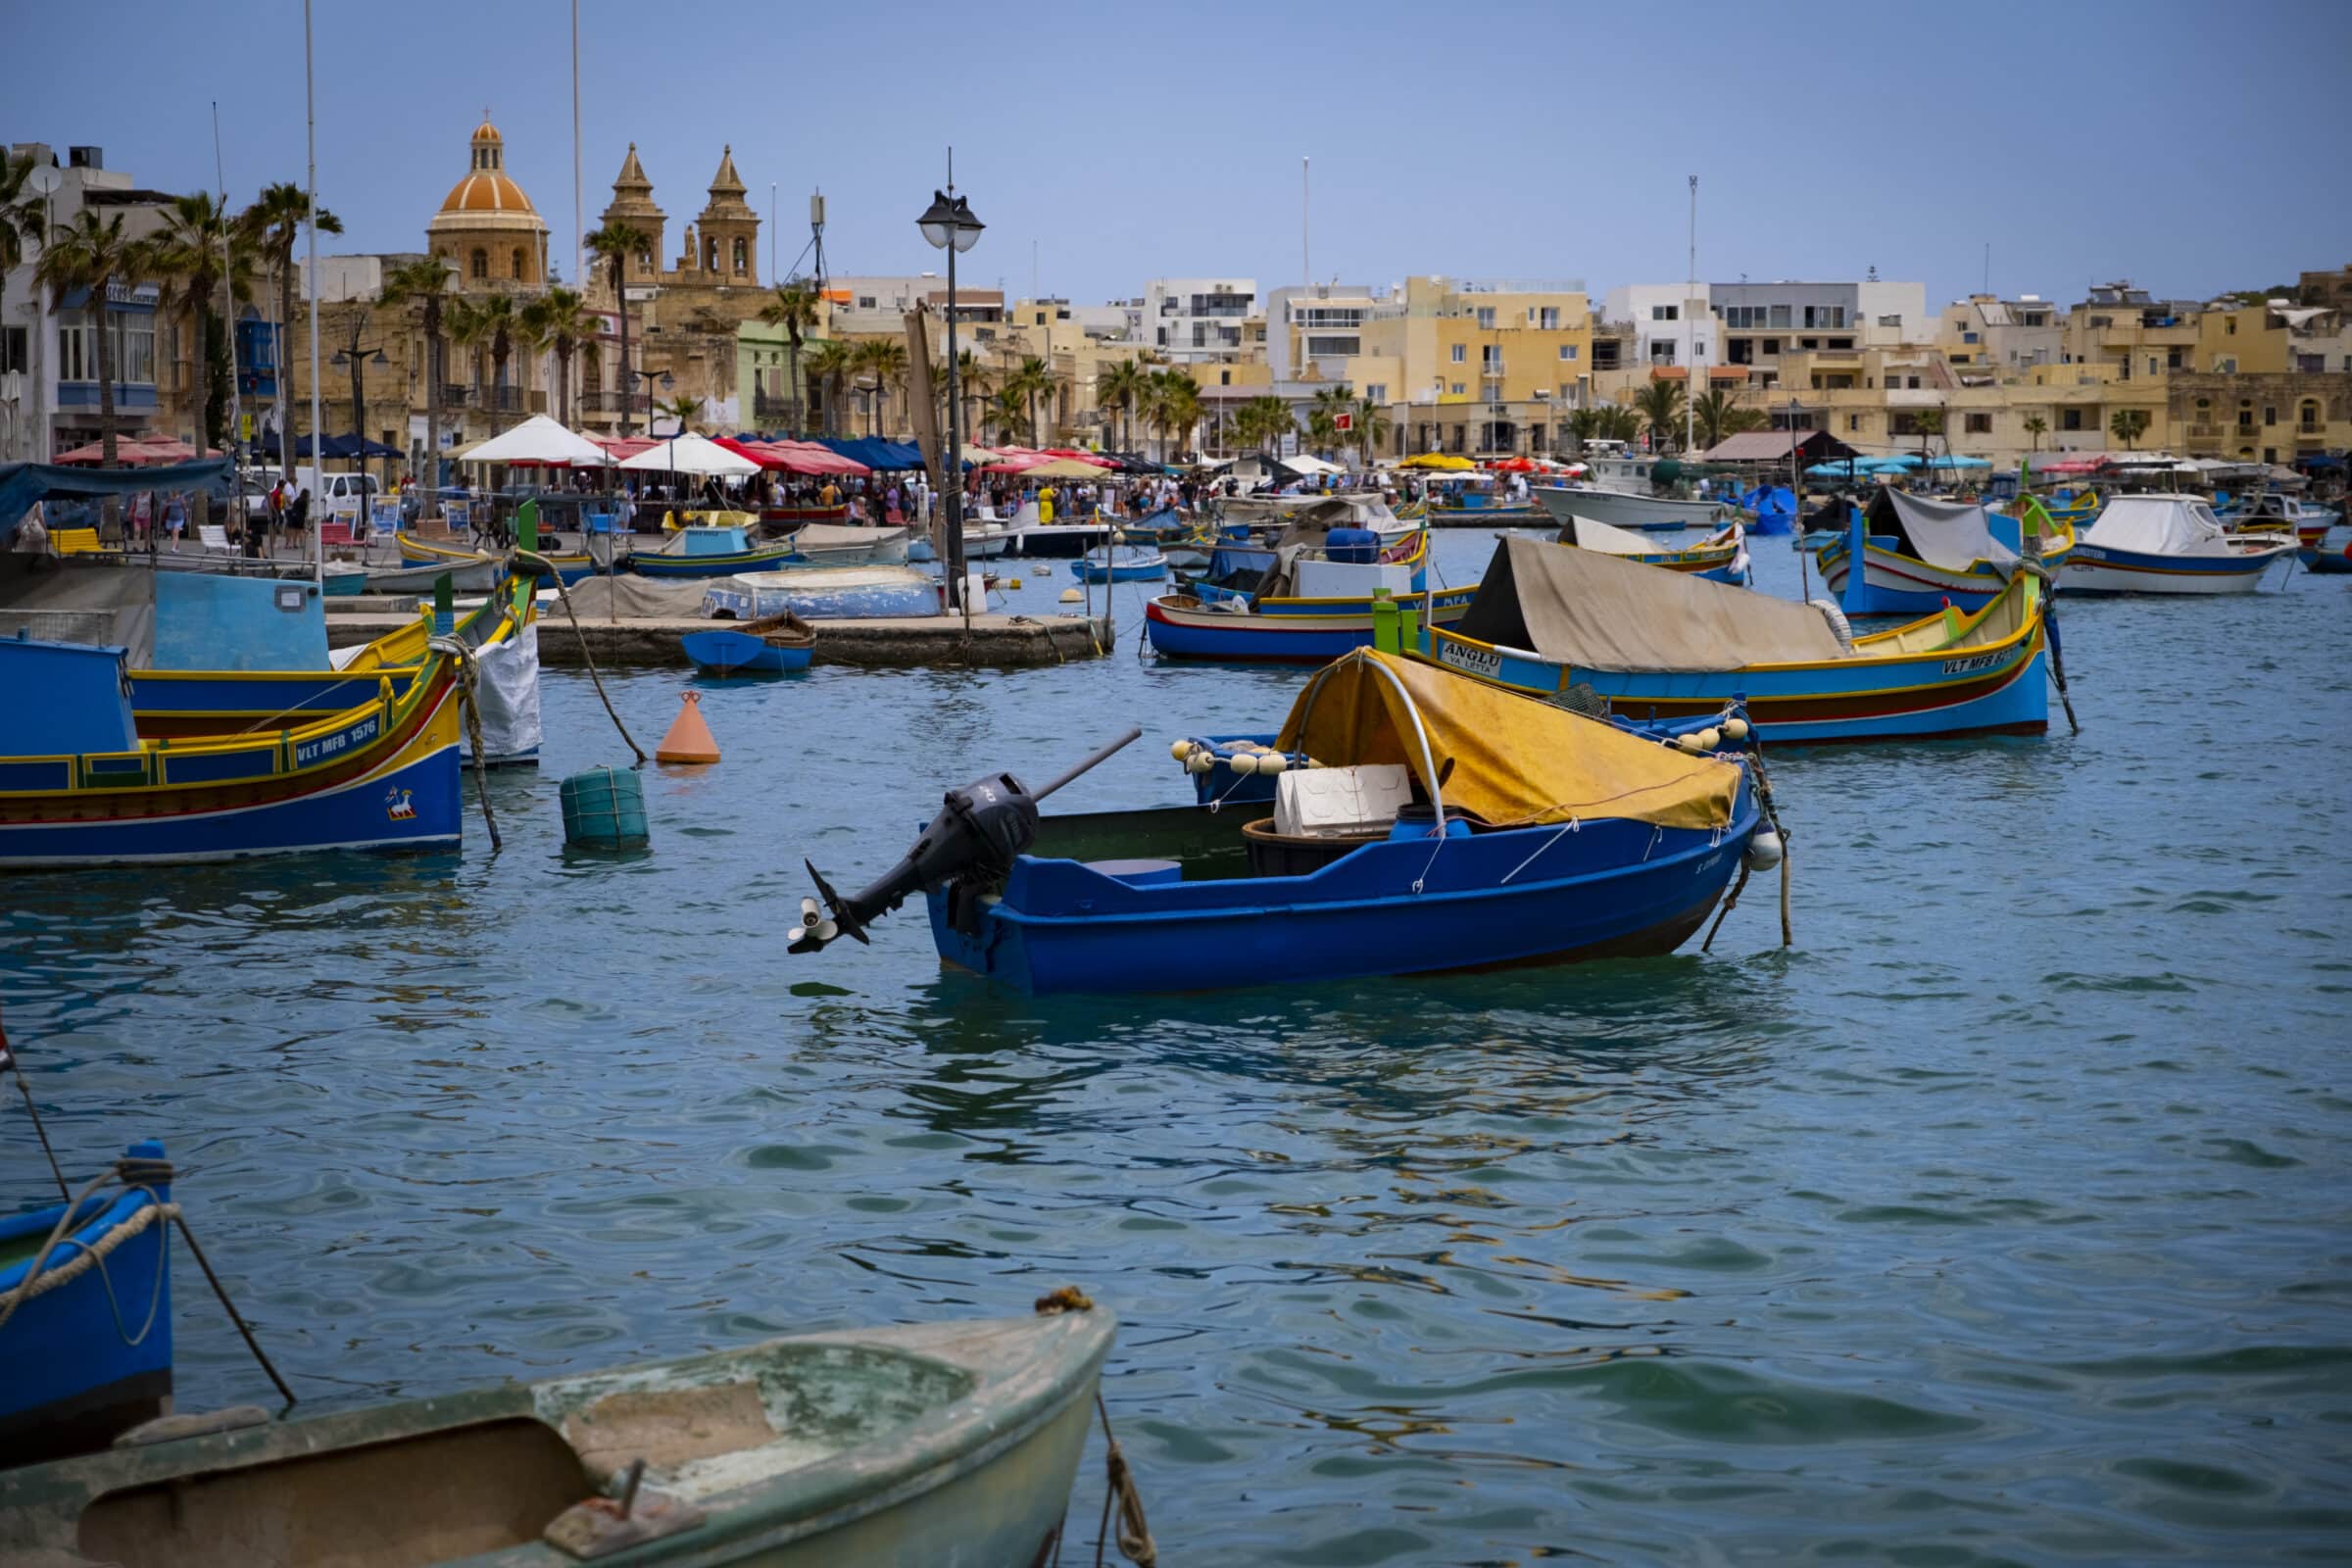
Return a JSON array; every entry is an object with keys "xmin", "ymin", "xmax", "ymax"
[
  {"xmin": 1147, "ymin": 523, "xmax": 1475, "ymax": 662},
  {"xmin": 1415, "ymin": 536, "xmax": 2049, "ymax": 744},
  {"xmin": 2065, "ymin": 494, "xmax": 2296, "ymax": 595},
  {"xmin": 0, "ymin": 623, "xmax": 464, "ymax": 868},
  {"xmin": 320, "ymin": 566, "xmax": 368, "ymax": 598},
  {"xmin": 624, "ymin": 524, "xmax": 802, "ymax": 580},
  {"xmin": 1818, "ymin": 490, "xmax": 2076, "ymax": 614},
  {"xmin": 1074, "ymin": 543, "xmax": 1167, "ymax": 583},
  {"xmin": 1735, "ymin": 485, "xmax": 1797, "ymax": 535},
  {"xmin": 788, "ymin": 650, "xmax": 1771, "ymax": 996},
  {"xmin": 2298, "ymin": 540, "xmax": 2352, "ymax": 574},
  {"xmin": 681, "ymin": 612, "xmax": 815, "ymax": 675},
  {"xmin": 1559, "ymin": 514, "xmax": 1749, "ymax": 585},
  {"xmin": 0, "ymin": 1142, "xmax": 173, "ymax": 1466}
]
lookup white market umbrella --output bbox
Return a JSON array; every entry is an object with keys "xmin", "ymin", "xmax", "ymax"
[
  {"xmin": 456, "ymin": 414, "xmax": 612, "ymax": 466},
  {"xmin": 1287, "ymin": 453, "xmax": 1348, "ymax": 475},
  {"xmin": 617, "ymin": 430, "xmax": 760, "ymax": 477}
]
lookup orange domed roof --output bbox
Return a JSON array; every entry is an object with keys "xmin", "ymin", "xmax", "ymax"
[
  {"xmin": 437, "ymin": 171, "xmax": 536, "ymax": 216},
  {"xmin": 472, "ymin": 118, "xmax": 504, "ymax": 146},
  {"xmin": 427, "ymin": 116, "xmax": 547, "ymax": 235}
]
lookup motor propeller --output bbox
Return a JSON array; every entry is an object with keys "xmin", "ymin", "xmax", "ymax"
[{"xmin": 791, "ymin": 727, "xmax": 1142, "ymax": 956}]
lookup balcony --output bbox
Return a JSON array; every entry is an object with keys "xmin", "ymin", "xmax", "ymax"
[
  {"xmin": 578, "ymin": 390, "xmax": 635, "ymax": 415},
  {"xmin": 438, "ymin": 383, "xmax": 471, "ymax": 409},
  {"xmin": 753, "ymin": 392, "xmax": 798, "ymax": 420},
  {"xmin": 482, "ymin": 386, "xmax": 524, "ymax": 414}
]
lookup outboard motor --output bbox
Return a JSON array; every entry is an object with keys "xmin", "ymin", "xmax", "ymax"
[{"xmin": 792, "ymin": 727, "xmax": 1143, "ymax": 954}]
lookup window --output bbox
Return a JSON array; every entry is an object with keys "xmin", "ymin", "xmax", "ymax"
[
  {"xmin": 2225, "ymin": 318, "xmax": 2236, "ymax": 335},
  {"xmin": 1728, "ymin": 338, "xmax": 1754, "ymax": 366},
  {"xmin": 1847, "ymin": 414, "xmax": 1862, "ymax": 432},
  {"xmin": 1965, "ymin": 412, "xmax": 1992, "ymax": 434},
  {"xmin": 1762, "ymin": 338, "xmax": 1781, "ymax": 356},
  {"xmin": 1878, "ymin": 314, "xmax": 1901, "ymax": 327},
  {"xmin": 2265, "ymin": 405, "xmax": 2278, "ymax": 426},
  {"xmin": 1556, "ymin": 344, "xmax": 1578, "ymax": 361},
  {"xmin": 2167, "ymin": 347, "xmax": 2182, "ymax": 369},
  {"xmin": 1449, "ymin": 344, "xmax": 1466, "ymax": 364},
  {"xmin": 119, "ymin": 318, "xmax": 154, "ymax": 385},
  {"xmin": 1801, "ymin": 337, "xmax": 1819, "ymax": 350},
  {"xmin": 1449, "ymin": 382, "xmax": 1465, "ymax": 396},
  {"xmin": 1539, "ymin": 306, "xmax": 1560, "ymax": 329},
  {"xmin": 1365, "ymin": 383, "xmax": 1387, "ymax": 403},
  {"xmin": 2238, "ymin": 400, "xmax": 2255, "ymax": 430},
  {"xmin": 2022, "ymin": 313, "xmax": 2047, "ymax": 327},
  {"xmin": 1962, "ymin": 331, "xmax": 1980, "ymax": 344},
  {"xmin": 1769, "ymin": 305, "xmax": 1791, "ymax": 328},
  {"xmin": 2062, "ymin": 409, "xmax": 2085, "ymax": 431},
  {"xmin": 1475, "ymin": 307, "xmax": 1495, "ymax": 328},
  {"xmin": 470, "ymin": 249, "xmax": 488, "ymax": 280},
  {"xmin": 1651, "ymin": 304, "xmax": 1678, "ymax": 321},
  {"xmin": 0, "ymin": 325, "xmax": 24, "ymax": 374},
  {"xmin": 2264, "ymin": 447, "xmax": 2278, "ymax": 464},
  {"xmin": 2301, "ymin": 400, "xmax": 2322, "ymax": 432},
  {"xmin": 858, "ymin": 295, "xmax": 876, "ymax": 309},
  {"xmin": 513, "ymin": 248, "xmax": 526, "ymax": 279},
  {"xmin": 1481, "ymin": 344, "xmax": 1500, "ymax": 368}
]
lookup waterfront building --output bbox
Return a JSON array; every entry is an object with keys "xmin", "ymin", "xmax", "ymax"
[
  {"xmin": 1936, "ymin": 294, "xmax": 2063, "ymax": 375},
  {"xmin": 1139, "ymin": 277, "xmax": 1256, "ymax": 364},
  {"xmin": 1266, "ymin": 283, "xmax": 1386, "ymax": 382},
  {"xmin": 1602, "ymin": 283, "xmax": 1716, "ymax": 370},
  {"xmin": 1346, "ymin": 275, "xmax": 1594, "ymax": 458}
]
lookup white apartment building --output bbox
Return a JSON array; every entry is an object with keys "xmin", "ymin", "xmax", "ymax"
[
  {"xmin": 1603, "ymin": 283, "xmax": 1716, "ymax": 369},
  {"xmin": 1267, "ymin": 282, "xmax": 1386, "ymax": 381},
  {"xmin": 1140, "ymin": 277, "xmax": 1255, "ymax": 363}
]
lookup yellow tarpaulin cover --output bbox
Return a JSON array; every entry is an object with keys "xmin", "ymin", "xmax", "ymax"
[{"xmin": 1274, "ymin": 649, "xmax": 1740, "ymax": 832}]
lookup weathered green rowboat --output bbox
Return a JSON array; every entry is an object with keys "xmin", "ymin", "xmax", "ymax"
[{"xmin": 0, "ymin": 1307, "xmax": 1114, "ymax": 1566}]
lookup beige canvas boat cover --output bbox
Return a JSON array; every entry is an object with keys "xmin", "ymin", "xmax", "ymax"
[
  {"xmin": 788, "ymin": 523, "xmax": 909, "ymax": 554},
  {"xmin": 1563, "ymin": 515, "xmax": 1675, "ymax": 556},
  {"xmin": 1451, "ymin": 537, "xmax": 1850, "ymax": 672},
  {"xmin": 554, "ymin": 574, "xmax": 715, "ymax": 619}
]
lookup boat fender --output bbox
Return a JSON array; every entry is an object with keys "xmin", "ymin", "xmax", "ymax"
[
  {"xmin": 1229, "ymin": 752, "xmax": 1259, "ymax": 775},
  {"xmin": 1257, "ymin": 753, "xmax": 1288, "ymax": 775},
  {"xmin": 1695, "ymin": 727, "xmax": 1722, "ymax": 753},
  {"xmin": 1809, "ymin": 598, "xmax": 1855, "ymax": 650},
  {"xmin": 1745, "ymin": 829, "xmax": 1785, "ymax": 872},
  {"xmin": 1008, "ymin": 578, "xmax": 1023, "ymax": 590},
  {"xmin": 1170, "ymin": 739, "xmax": 1196, "ymax": 761},
  {"xmin": 1675, "ymin": 732, "xmax": 1707, "ymax": 754},
  {"xmin": 1059, "ymin": 587, "xmax": 1083, "ymax": 604},
  {"xmin": 1186, "ymin": 750, "xmax": 1217, "ymax": 774},
  {"xmin": 1721, "ymin": 716, "xmax": 1750, "ymax": 742}
]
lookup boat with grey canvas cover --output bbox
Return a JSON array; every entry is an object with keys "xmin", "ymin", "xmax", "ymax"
[{"xmin": 0, "ymin": 1306, "xmax": 1116, "ymax": 1567}]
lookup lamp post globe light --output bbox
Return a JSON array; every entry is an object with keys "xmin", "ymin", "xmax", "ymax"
[{"xmin": 917, "ymin": 182, "xmax": 982, "ymax": 612}]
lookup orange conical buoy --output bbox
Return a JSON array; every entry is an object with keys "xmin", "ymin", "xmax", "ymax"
[{"xmin": 656, "ymin": 690, "xmax": 720, "ymax": 763}]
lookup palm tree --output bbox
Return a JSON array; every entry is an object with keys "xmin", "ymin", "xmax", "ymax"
[
  {"xmin": 1721, "ymin": 407, "xmax": 1769, "ymax": 436},
  {"xmin": 379, "ymin": 256, "xmax": 455, "ymax": 516},
  {"xmin": 2023, "ymin": 414, "xmax": 2049, "ymax": 453},
  {"xmin": 36, "ymin": 209, "xmax": 148, "ymax": 467},
  {"xmin": 985, "ymin": 386, "xmax": 1026, "ymax": 448},
  {"xmin": 448, "ymin": 294, "xmax": 522, "ymax": 432},
  {"xmin": 805, "ymin": 339, "xmax": 854, "ymax": 437},
  {"xmin": 851, "ymin": 339, "xmax": 906, "ymax": 437},
  {"xmin": 242, "ymin": 182, "xmax": 342, "ymax": 474},
  {"xmin": 1096, "ymin": 358, "xmax": 1149, "ymax": 455},
  {"xmin": 1147, "ymin": 371, "xmax": 1202, "ymax": 463},
  {"xmin": 757, "ymin": 277, "xmax": 821, "ymax": 436},
  {"xmin": 582, "ymin": 220, "xmax": 647, "ymax": 433},
  {"xmin": 1307, "ymin": 385, "xmax": 1352, "ymax": 456},
  {"xmin": 1912, "ymin": 408, "xmax": 1944, "ymax": 466},
  {"xmin": 1004, "ymin": 355, "xmax": 1054, "ymax": 446},
  {"xmin": 1632, "ymin": 379, "xmax": 1687, "ymax": 453},
  {"xmin": 147, "ymin": 191, "xmax": 255, "ymax": 468},
  {"xmin": 1352, "ymin": 396, "xmax": 1392, "ymax": 468},
  {"xmin": 949, "ymin": 349, "xmax": 989, "ymax": 450},
  {"xmin": 1564, "ymin": 406, "xmax": 1600, "ymax": 459},
  {"xmin": 656, "ymin": 393, "xmax": 699, "ymax": 436},
  {"xmin": 1, "ymin": 151, "xmax": 54, "ymax": 351},
  {"xmin": 2108, "ymin": 408, "xmax": 2148, "ymax": 451},
  {"xmin": 521, "ymin": 286, "xmax": 593, "ymax": 426},
  {"xmin": 1690, "ymin": 387, "xmax": 1741, "ymax": 450}
]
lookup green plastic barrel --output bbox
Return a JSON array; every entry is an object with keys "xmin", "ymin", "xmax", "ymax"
[{"xmin": 560, "ymin": 766, "xmax": 649, "ymax": 849}]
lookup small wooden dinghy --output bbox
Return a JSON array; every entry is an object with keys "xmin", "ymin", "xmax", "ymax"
[
  {"xmin": 681, "ymin": 611, "xmax": 816, "ymax": 675},
  {"xmin": 0, "ymin": 1306, "xmax": 1115, "ymax": 1567}
]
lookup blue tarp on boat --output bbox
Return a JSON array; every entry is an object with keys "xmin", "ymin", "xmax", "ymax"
[{"xmin": 0, "ymin": 459, "xmax": 233, "ymax": 544}]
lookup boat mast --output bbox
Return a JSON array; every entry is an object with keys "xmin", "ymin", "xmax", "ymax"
[
  {"xmin": 303, "ymin": 0, "xmax": 323, "ymax": 593},
  {"xmin": 1685, "ymin": 174, "xmax": 1696, "ymax": 459},
  {"xmin": 213, "ymin": 102, "xmax": 242, "ymax": 543}
]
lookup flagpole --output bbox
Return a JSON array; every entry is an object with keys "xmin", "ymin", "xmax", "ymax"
[{"xmin": 304, "ymin": 0, "xmax": 323, "ymax": 592}]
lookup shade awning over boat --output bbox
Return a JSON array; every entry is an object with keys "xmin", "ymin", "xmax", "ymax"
[
  {"xmin": 1275, "ymin": 648, "xmax": 1740, "ymax": 832},
  {"xmin": 1863, "ymin": 489, "xmax": 2016, "ymax": 571},
  {"xmin": 1453, "ymin": 537, "xmax": 1850, "ymax": 672}
]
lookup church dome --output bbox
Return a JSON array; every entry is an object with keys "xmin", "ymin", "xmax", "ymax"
[{"xmin": 428, "ymin": 116, "xmax": 547, "ymax": 235}]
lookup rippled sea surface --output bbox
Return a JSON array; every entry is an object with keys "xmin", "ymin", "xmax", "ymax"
[{"xmin": 6, "ymin": 533, "xmax": 2350, "ymax": 1564}]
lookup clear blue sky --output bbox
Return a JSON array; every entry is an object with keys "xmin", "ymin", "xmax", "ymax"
[{"xmin": 13, "ymin": 0, "xmax": 2350, "ymax": 309}]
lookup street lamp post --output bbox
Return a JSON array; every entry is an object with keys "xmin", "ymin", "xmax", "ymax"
[
  {"xmin": 328, "ymin": 305, "xmax": 390, "ymax": 493},
  {"xmin": 917, "ymin": 172, "xmax": 984, "ymax": 615},
  {"xmin": 625, "ymin": 366, "xmax": 673, "ymax": 439}
]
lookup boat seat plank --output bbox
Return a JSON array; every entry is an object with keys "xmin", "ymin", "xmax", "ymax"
[{"xmin": 563, "ymin": 1383, "xmax": 776, "ymax": 1487}]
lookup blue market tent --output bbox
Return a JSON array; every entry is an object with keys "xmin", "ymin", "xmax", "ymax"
[
  {"xmin": 818, "ymin": 437, "xmax": 924, "ymax": 469},
  {"xmin": 1924, "ymin": 455, "xmax": 1992, "ymax": 470},
  {"xmin": 255, "ymin": 431, "xmax": 402, "ymax": 462},
  {"xmin": 0, "ymin": 458, "xmax": 232, "ymax": 544}
]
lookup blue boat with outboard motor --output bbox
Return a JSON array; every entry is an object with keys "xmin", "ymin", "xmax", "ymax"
[
  {"xmin": 787, "ymin": 648, "xmax": 1779, "ymax": 995},
  {"xmin": 1074, "ymin": 543, "xmax": 1168, "ymax": 583}
]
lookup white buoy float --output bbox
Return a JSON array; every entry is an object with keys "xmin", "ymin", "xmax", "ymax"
[
  {"xmin": 1695, "ymin": 726, "xmax": 1722, "ymax": 752},
  {"xmin": 1721, "ymin": 716, "xmax": 1750, "ymax": 741},
  {"xmin": 1170, "ymin": 739, "xmax": 1195, "ymax": 762},
  {"xmin": 1745, "ymin": 829, "xmax": 1784, "ymax": 871}
]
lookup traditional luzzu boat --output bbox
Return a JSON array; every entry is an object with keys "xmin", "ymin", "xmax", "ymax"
[
  {"xmin": 362, "ymin": 557, "xmax": 500, "ymax": 595},
  {"xmin": 624, "ymin": 523, "xmax": 802, "ymax": 579},
  {"xmin": 0, "ymin": 1306, "xmax": 1116, "ymax": 1567},
  {"xmin": 681, "ymin": 611, "xmax": 816, "ymax": 675},
  {"xmin": 773, "ymin": 522, "xmax": 911, "ymax": 566},
  {"xmin": 1560, "ymin": 514, "xmax": 1748, "ymax": 584},
  {"xmin": 2218, "ymin": 489, "xmax": 2337, "ymax": 549},
  {"xmin": 1074, "ymin": 543, "xmax": 1168, "ymax": 583},
  {"xmin": 0, "ymin": 1141, "xmax": 174, "ymax": 1468},
  {"xmin": 1146, "ymin": 514, "xmax": 1473, "ymax": 662},
  {"xmin": 0, "ymin": 624, "xmax": 464, "ymax": 868},
  {"xmin": 2064, "ymin": 493, "xmax": 2297, "ymax": 594},
  {"xmin": 787, "ymin": 650, "xmax": 1773, "ymax": 996},
  {"xmin": 1427, "ymin": 482, "xmax": 1543, "ymax": 522},
  {"xmin": 1817, "ymin": 490, "xmax": 2076, "ymax": 615},
  {"xmin": 396, "ymin": 530, "xmax": 598, "ymax": 585},
  {"xmin": 1416, "ymin": 537, "xmax": 2050, "ymax": 743}
]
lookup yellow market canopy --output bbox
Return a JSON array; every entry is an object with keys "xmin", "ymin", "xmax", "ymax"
[
  {"xmin": 1275, "ymin": 648, "xmax": 1739, "ymax": 832},
  {"xmin": 1397, "ymin": 453, "xmax": 1475, "ymax": 470}
]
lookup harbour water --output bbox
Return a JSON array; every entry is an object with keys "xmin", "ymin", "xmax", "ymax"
[{"xmin": 5, "ymin": 533, "xmax": 2348, "ymax": 1563}]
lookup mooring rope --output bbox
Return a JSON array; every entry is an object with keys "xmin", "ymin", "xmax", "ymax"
[
  {"xmin": 430, "ymin": 638, "xmax": 502, "ymax": 854},
  {"xmin": 513, "ymin": 551, "xmax": 648, "ymax": 764}
]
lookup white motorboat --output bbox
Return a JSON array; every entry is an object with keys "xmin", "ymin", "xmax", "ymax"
[
  {"xmin": 1535, "ymin": 482, "xmax": 1728, "ymax": 533},
  {"xmin": 2065, "ymin": 494, "xmax": 2296, "ymax": 595}
]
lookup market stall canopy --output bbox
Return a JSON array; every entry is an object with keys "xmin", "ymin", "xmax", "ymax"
[
  {"xmin": 456, "ymin": 415, "xmax": 611, "ymax": 466},
  {"xmin": 254, "ymin": 431, "xmax": 401, "ymax": 461},
  {"xmin": 50, "ymin": 437, "xmax": 224, "ymax": 467},
  {"xmin": 617, "ymin": 431, "xmax": 761, "ymax": 476},
  {"xmin": 1015, "ymin": 457, "xmax": 1118, "ymax": 480},
  {"xmin": 1923, "ymin": 455, "xmax": 1993, "ymax": 470},
  {"xmin": 1453, "ymin": 536, "xmax": 1851, "ymax": 673},
  {"xmin": 765, "ymin": 440, "xmax": 869, "ymax": 476},
  {"xmin": 1275, "ymin": 648, "xmax": 1740, "ymax": 833},
  {"xmin": 1398, "ymin": 453, "xmax": 1475, "ymax": 470},
  {"xmin": 0, "ymin": 458, "xmax": 232, "ymax": 542},
  {"xmin": 593, "ymin": 437, "xmax": 660, "ymax": 464},
  {"xmin": 1286, "ymin": 454, "xmax": 1348, "ymax": 475},
  {"xmin": 817, "ymin": 437, "xmax": 925, "ymax": 470}
]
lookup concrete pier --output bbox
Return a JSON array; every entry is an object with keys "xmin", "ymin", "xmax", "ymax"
[{"xmin": 326, "ymin": 607, "xmax": 1115, "ymax": 668}]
